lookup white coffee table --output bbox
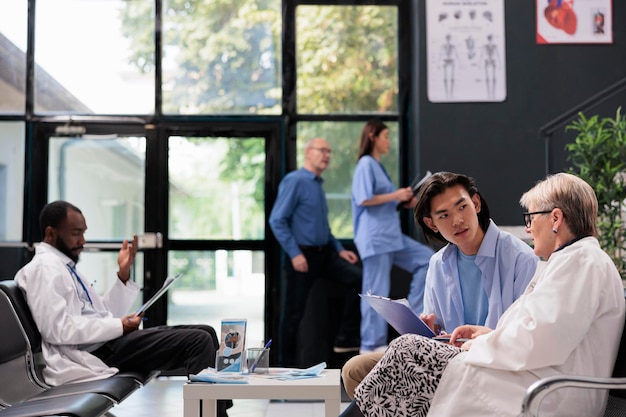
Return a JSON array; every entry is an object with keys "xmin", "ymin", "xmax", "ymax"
[{"xmin": 183, "ymin": 369, "xmax": 341, "ymax": 417}]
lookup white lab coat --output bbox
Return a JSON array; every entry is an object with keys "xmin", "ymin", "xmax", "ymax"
[
  {"xmin": 15, "ymin": 243, "xmax": 140, "ymax": 385},
  {"xmin": 428, "ymin": 237, "xmax": 625, "ymax": 417}
]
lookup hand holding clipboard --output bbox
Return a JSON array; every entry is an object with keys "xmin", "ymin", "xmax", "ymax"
[
  {"xmin": 396, "ymin": 170, "xmax": 433, "ymax": 210},
  {"xmin": 135, "ymin": 273, "xmax": 183, "ymax": 315}
]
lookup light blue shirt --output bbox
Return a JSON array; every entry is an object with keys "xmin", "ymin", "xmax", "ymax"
[
  {"xmin": 269, "ymin": 168, "xmax": 343, "ymax": 259},
  {"xmin": 351, "ymin": 155, "xmax": 404, "ymax": 259},
  {"xmin": 423, "ymin": 220, "xmax": 538, "ymax": 332},
  {"xmin": 456, "ymin": 251, "xmax": 489, "ymax": 326}
]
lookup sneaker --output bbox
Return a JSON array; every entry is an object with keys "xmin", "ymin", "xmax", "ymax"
[{"xmin": 333, "ymin": 338, "xmax": 360, "ymax": 353}]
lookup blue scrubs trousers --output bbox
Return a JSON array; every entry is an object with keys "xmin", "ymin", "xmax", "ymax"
[{"xmin": 360, "ymin": 235, "xmax": 433, "ymax": 351}]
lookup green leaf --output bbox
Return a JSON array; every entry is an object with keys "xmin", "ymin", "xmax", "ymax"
[{"xmin": 566, "ymin": 107, "xmax": 626, "ymax": 281}]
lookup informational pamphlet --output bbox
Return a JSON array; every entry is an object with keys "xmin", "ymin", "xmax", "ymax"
[{"xmin": 216, "ymin": 319, "xmax": 247, "ymax": 372}]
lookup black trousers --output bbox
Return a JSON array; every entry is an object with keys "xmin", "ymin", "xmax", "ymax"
[
  {"xmin": 278, "ymin": 246, "xmax": 362, "ymax": 367},
  {"xmin": 93, "ymin": 324, "xmax": 232, "ymax": 416},
  {"xmin": 93, "ymin": 324, "xmax": 217, "ymax": 374}
]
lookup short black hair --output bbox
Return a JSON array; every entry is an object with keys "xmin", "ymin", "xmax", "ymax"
[
  {"xmin": 39, "ymin": 201, "xmax": 82, "ymax": 239},
  {"xmin": 413, "ymin": 172, "xmax": 491, "ymax": 245}
]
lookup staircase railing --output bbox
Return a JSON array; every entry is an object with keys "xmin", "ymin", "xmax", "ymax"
[{"xmin": 539, "ymin": 77, "xmax": 626, "ymax": 176}]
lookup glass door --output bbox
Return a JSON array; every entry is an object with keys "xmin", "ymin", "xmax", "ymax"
[
  {"xmin": 166, "ymin": 133, "xmax": 274, "ymax": 348},
  {"xmin": 31, "ymin": 120, "xmax": 282, "ymax": 346},
  {"xmin": 46, "ymin": 134, "xmax": 147, "ymax": 311}
]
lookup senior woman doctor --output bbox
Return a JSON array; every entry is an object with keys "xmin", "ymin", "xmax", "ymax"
[{"xmin": 347, "ymin": 173, "xmax": 625, "ymax": 417}]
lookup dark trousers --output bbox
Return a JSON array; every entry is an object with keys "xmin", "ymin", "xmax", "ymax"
[
  {"xmin": 278, "ymin": 246, "xmax": 362, "ymax": 367},
  {"xmin": 93, "ymin": 324, "xmax": 232, "ymax": 416},
  {"xmin": 93, "ymin": 324, "xmax": 218, "ymax": 374}
]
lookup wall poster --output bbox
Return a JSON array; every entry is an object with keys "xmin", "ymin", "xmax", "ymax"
[
  {"xmin": 426, "ymin": 0, "xmax": 506, "ymax": 103},
  {"xmin": 536, "ymin": 0, "xmax": 613, "ymax": 44}
]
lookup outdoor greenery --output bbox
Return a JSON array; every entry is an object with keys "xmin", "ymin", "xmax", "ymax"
[
  {"xmin": 118, "ymin": 3, "xmax": 404, "ymax": 290},
  {"xmin": 120, "ymin": 2, "xmax": 402, "ymax": 241},
  {"xmin": 565, "ymin": 107, "xmax": 626, "ymax": 280},
  {"xmin": 168, "ymin": 137, "xmax": 265, "ymax": 240},
  {"xmin": 295, "ymin": 5, "xmax": 398, "ymax": 114},
  {"xmin": 297, "ymin": 122, "xmax": 400, "ymax": 238}
]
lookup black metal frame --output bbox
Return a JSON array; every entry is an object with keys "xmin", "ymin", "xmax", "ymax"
[
  {"xmin": 539, "ymin": 77, "xmax": 626, "ymax": 176},
  {"xmin": 3, "ymin": 0, "xmax": 417, "ymax": 346}
]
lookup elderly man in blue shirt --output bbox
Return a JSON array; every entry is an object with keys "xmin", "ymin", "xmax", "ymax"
[{"xmin": 270, "ymin": 137, "xmax": 362, "ymax": 367}]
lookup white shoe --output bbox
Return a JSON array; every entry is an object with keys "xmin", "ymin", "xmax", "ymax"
[{"xmin": 359, "ymin": 345, "xmax": 387, "ymax": 354}]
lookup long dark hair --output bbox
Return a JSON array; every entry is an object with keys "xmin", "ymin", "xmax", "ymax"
[
  {"xmin": 357, "ymin": 119, "xmax": 388, "ymax": 160},
  {"xmin": 413, "ymin": 172, "xmax": 491, "ymax": 245}
]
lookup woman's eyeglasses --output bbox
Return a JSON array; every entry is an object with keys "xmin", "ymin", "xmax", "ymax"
[{"xmin": 523, "ymin": 210, "xmax": 553, "ymax": 228}]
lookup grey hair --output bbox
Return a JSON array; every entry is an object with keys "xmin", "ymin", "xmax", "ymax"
[
  {"xmin": 304, "ymin": 138, "xmax": 325, "ymax": 152},
  {"xmin": 520, "ymin": 173, "xmax": 598, "ymax": 237}
]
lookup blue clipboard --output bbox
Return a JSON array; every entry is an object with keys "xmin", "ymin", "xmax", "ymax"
[{"xmin": 360, "ymin": 293, "xmax": 436, "ymax": 337}]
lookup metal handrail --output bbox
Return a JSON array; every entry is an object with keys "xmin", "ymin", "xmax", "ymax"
[
  {"xmin": 520, "ymin": 375, "xmax": 626, "ymax": 417},
  {"xmin": 538, "ymin": 76, "xmax": 626, "ymax": 176}
]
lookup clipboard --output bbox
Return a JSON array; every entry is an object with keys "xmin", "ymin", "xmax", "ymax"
[
  {"xmin": 409, "ymin": 170, "xmax": 433, "ymax": 194},
  {"xmin": 360, "ymin": 293, "xmax": 436, "ymax": 337},
  {"xmin": 396, "ymin": 170, "xmax": 433, "ymax": 210},
  {"xmin": 135, "ymin": 273, "xmax": 183, "ymax": 315}
]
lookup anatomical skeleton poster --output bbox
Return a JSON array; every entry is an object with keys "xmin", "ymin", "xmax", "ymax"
[{"xmin": 426, "ymin": 0, "xmax": 507, "ymax": 103}]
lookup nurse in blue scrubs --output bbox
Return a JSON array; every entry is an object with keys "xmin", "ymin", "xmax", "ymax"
[{"xmin": 351, "ymin": 120, "xmax": 434, "ymax": 352}]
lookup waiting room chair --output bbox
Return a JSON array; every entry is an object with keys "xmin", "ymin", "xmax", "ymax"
[
  {"xmin": 520, "ymin": 299, "xmax": 626, "ymax": 417},
  {"xmin": 0, "ymin": 287, "xmax": 116, "ymax": 417},
  {"xmin": 0, "ymin": 281, "xmax": 139, "ymax": 405},
  {"xmin": 0, "ymin": 279, "xmax": 159, "ymax": 389}
]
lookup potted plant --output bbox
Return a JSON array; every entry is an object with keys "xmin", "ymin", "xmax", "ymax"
[{"xmin": 565, "ymin": 107, "xmax": 626, "ymax": 280}]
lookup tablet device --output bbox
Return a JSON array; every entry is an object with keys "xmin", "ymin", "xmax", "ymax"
[
  {"xmin": 432, "ymin": 335, "xmax": 470, "ymax": 343},
  {"xmin": 360, "ymin": 293, "xmax": 436, "ymax": 337},
  {"xmin": 135, "ymin": 273, "xmax": 183, "ymax": 315}
]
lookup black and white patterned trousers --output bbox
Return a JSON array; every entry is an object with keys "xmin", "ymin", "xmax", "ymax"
[{"xmin": 354, "ymin": 334, "xmax": 462, "ymax": 417}]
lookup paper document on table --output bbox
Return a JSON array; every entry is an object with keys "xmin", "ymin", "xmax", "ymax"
[
  {"xmin": 360, "ymin": 294, "xmax": 436, "ymax": 337},
  {"xmin": 262, "ymin": 362, "xmax": 327, "ymax": 380},
  {"xmin": 135, "ymin": 273, "xmax": 183, "ymax": 315},
  {"xmin": 188, "ymin": 368, "xmax": 251, "ymax": 384}
]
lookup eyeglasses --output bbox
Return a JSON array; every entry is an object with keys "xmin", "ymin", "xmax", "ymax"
[
  {"xmin": 311, "ymin": 147, "xmax": 331, "ymax": 155},
  {"xmin": 522, "ymin": 210, "xmax": 553, "ymax": 228}
]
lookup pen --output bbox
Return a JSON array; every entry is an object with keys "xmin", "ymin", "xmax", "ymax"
[{"xmin": 249, "ymin": 339, "xmax": 272, "ymax": 373}]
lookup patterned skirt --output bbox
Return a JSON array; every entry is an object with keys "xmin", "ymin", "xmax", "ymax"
[{"xmin": 354, "ymin": 334, "xmax": 462, "ymax": 417}]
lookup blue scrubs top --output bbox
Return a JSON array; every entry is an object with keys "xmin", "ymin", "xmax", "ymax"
[
  {"xmin": 423, "ymin": 220, "xmax": 538, "ymax": 332},
  {"xmin": 351, "ymin": 155, "xmax": 404, "ymax": 259}
]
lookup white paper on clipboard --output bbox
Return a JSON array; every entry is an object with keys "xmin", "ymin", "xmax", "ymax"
[{"xmin": 135, "ymin": 273, "xmax": 183, "ymax": 315}]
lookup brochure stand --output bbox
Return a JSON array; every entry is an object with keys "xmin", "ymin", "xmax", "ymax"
[{"xmin": 216, "ymin": 319, "xmax": 247, "ymax": 372}]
